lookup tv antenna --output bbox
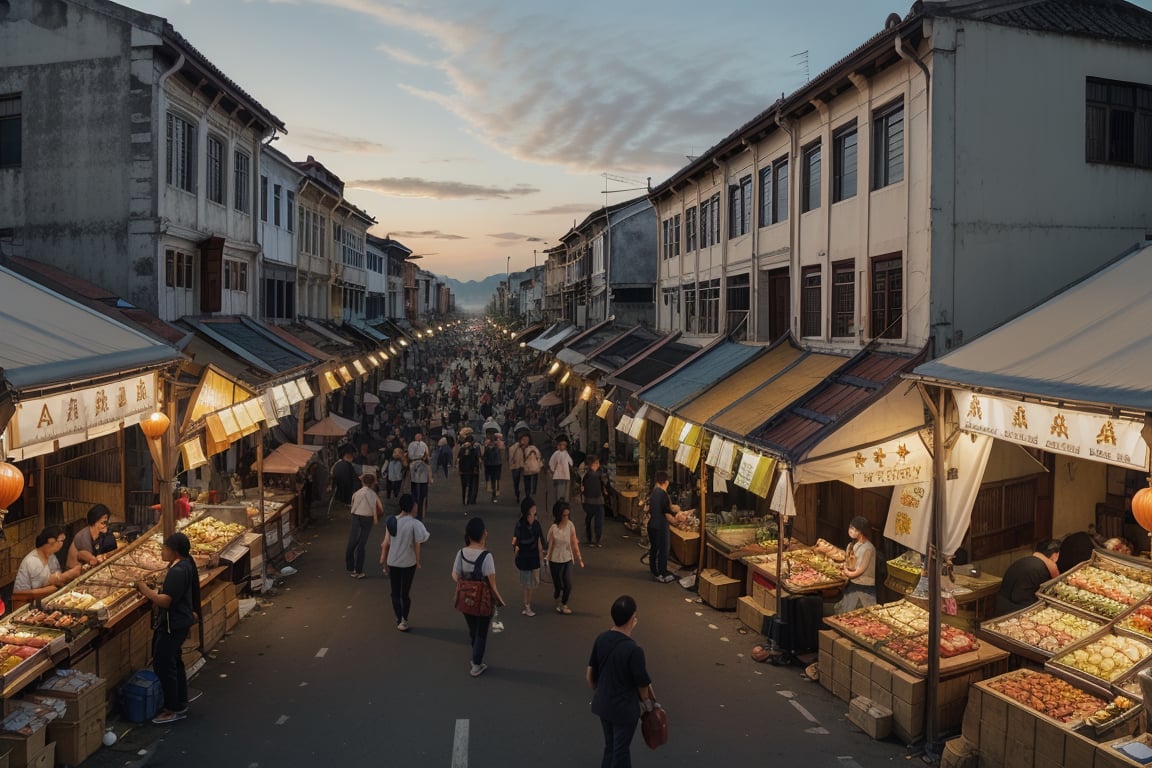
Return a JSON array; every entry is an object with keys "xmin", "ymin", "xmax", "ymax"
[
  {"xmin": 601, "ymin": 172, "xmax": 650, "ymax": 196},
  {"xmin": 792, "ymin": 50, "xmax": 810, "ymax": 83}
]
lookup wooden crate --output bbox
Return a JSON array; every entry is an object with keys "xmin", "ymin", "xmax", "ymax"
[{"xmin": 699, "ymin": 569, "xmax": 741, "ymax": 611}]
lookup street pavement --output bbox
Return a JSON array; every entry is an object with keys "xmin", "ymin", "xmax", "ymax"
[{"xmin": 86, "ymin": 463, "xmax": 913, "ymax": 767}]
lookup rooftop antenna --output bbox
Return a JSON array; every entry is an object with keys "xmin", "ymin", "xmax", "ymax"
[
  {"xmin": 792, "ymin": 50, "xmax": 810, "ymax": 83},
  {"xmin": 601, "ymin": 172, "xmax": 649, "ymax": 196}
]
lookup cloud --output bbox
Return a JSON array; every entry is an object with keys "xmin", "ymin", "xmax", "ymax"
[
  {"xmin": 487, "ymin": 232, "xmax": 548, "ymax": 247},
  {"xmin": 346, "ymin": 177, "xmax": 539, "ymax": 200},
  {"xmin": 291, "ymin": 127, "xmax": 388, "ymax": 154},
  {"xmin": 310, "ymin": 1, "xmax": 786, "ymax": 174},
  {"xmin": 387, "ymin": 230, "xmax": 467, "ymax": 241},
  {"xmin": 522, "ymin": 203, "xmax": 597, "ymax": 216}
]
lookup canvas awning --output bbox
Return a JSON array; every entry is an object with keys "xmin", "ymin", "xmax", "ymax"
[
  {"xmin": 676, "ymin": 343, "xmax": 802, "ymax": 425},
  {"xmin": 304, "ymin": 413, "xmax": 359, "ymax": 437},
  {"xmin": 528, "ymin": 322, "xmax": 578, "ymax": 352},
  {"xmin": 910, "ymin": 242, "xmax": 1152, "ymax": 413},
  {"xmin": 262, "ymin": 442, "xmax": 323, "ymax": 474},
  {"xmin": 638, "ymin": 340, "xmax": 762, "ymax": 411}
]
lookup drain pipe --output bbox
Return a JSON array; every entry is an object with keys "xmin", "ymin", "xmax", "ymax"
[{"xmin": 774, "ymin": 104, "xmax": 796, "ymax": 337}]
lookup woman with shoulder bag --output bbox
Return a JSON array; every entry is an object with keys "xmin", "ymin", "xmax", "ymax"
[{"xmin": 452, "ymin": 517, "xmax": 506, "ymax": 677}]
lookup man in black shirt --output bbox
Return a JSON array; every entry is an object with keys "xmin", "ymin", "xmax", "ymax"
[
  {"xmin": 995, "ymin": 539, "xmax": 1061, "ymax": 615},
  {"xmin": 647, "ymin": 471, "xmax": 677, "ymax": 582},
  {"xmin": 456, "ymin": 435, "xmax": 480, "ymax": 505},
  {"xmin": 587, "ymin": 595, "xmax": 653, "ymax": 767},
  {"xmin": 330, "ymin": 448, "xmax": 358, "ymax": 508},
  {"xmin": 580, "ymin": 456, "xmax": 611, "ymax": 547}
]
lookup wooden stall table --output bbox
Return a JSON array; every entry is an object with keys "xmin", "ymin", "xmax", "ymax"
[
  {"xmin": 897, "ymin": 571, "xmax": 1002, "ymax": 633},
  {"xmin": 613, "ymin": 489, "xmax": 641, "ymax": 532},
  {"xmin": 669, "ymin": 526, "xmax": 699, "ymax": 566}
]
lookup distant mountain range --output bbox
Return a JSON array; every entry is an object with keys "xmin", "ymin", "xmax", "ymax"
[{"xmin": 442, "ymin": 274, "xmax": 503, "ymax": 311}]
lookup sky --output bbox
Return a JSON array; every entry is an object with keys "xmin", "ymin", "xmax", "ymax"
[{"xmin": 127, "ymin": 0, "xmax": 1150, "ymax": 282}]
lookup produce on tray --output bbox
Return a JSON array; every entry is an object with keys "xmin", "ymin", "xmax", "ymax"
[
  {"xmin": 872, "ymin": 601, "xmax": 930, "ymax": 635},
  {"xmin": 1118, "ymin": 604, "xmax": 1152, "ymax": 639},
  {"xmin": 982, "ymin": 605, "xmax": 1104, "ymax": 653},
  {"xmin": 782, "ymin": 549, "xmax": 846, "ymax": 590},
  {"xmin": 181, "ymin": 516, "xmax": 247, "ymax": 553},
  {"xmin": 879, "ymin": 625, "xmax": 980, "ymax": 667},
  {"xmin": 1051, "ymin": 633, "xmax": 1152, "ymax": 681},
  {"xmin": 0, "ymin": 630, "xmax": 55, "ymax": 648},
  {"xmin": 1086, "ymin": 695, "xmax": 1137, "ymax": 728},
  {"xmin": 829, "ymin": 611, "xmax": 897, "ymax": 642},
  {"xmin": 1047, "ymin": 582, "xmax": 1131, "ymax": 618},
  {"xmin": 887, "ymin": 552, "xmax": 924, "ymax": 578},
  {"xmin": 1044, "ymin": 563, "xmax": 1152, "ymax": 618},
  {"xmin": 812, "ymin": 538, "xmax": 846, "ymax": 563},
  {"xmin": 12, "ymin": 610, "xmax": 92, "ymax": 632},
  {"xmin": 984, "ymin": 669, "xmax": 1106, "ymax": 723}
]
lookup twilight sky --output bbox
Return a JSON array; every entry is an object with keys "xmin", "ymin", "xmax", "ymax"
[{"xmin": 129, "ymin": 0, "xmax": 1151, "ymax": 281}]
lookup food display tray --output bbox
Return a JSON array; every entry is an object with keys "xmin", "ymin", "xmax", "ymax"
[
  {"xmin": 978, "ymin": 599, "xmax": 1107, "ymax": 663},
  {"xmin": 755, "ymin": 548, "xmax": 848, "ymax": 594},
  {"xmin": 1037, "ymin": 550, "xmax": 1152, "ymax": 621},
  {"xmin": 1046, "ymin": 626, "xmax": 1152, "ymax": 702},
  {"xmin": 974, "ymin": 670, "xmax": 1106, "ymax": 730}
]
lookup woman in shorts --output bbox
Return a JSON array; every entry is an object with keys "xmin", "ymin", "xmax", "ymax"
[{"xmin": 512, "ymin": 497, "xmax": 545, "ymax": 616}]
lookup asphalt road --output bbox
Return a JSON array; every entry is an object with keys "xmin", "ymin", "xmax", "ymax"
[{"xmin": 88, "ymin": 467, "xmax": 913, "ymax": 767}]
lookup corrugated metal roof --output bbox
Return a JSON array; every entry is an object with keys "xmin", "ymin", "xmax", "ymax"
[
  {"xmin": 678, "ymin": 344, "xmax": 803, "ymax": 425},
  {"xmin": 529, "ymin": 322, "xmax": 578, "ymax": 352},
  {"xmin": 911, "ymin": 242, "xmax": 1152, "ymax": 411},
  {"xmin": 751, "ymin": 350, "xmax": 924, "ymax": 461},
  {"xmin": 0, "ymin": 266, "xmax": 181, "ymax": 391},
  {"xmin": 587, "ymin": 327, "xmax": 664, "ymax": 373},
  {"xmin": 707, "ymin": 352, "xmax": 845, "ymax": 438},
  {"xmin": 638, "ymin": 341, "xmax": 763, "ymax": 411},
  {"xmin": 556, "ymin": 323, "xmax": 631, "ymax": 366},
  {"xmin": 933, "ymin": 0, "xmax": 1152, "ymax": 46},
  {"xmin": 183, "ymin": 317, "xmax": 314, "ymax": 374},
  {"xmin": 608, "ymin": 341, "xmax": 700, "ymax": 390}
]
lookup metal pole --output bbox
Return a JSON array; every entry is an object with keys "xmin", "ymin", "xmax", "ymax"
[
  {"xmin": 160, "ymin": 396, "xmax": 177, "ymax": 538},
  {"xmin": 257, "ymin": 431, "xmax": 268, "ymax": 592},
  {"xmin": 926, "ymin": 385, "xmax": 946, "ymax": 756}
]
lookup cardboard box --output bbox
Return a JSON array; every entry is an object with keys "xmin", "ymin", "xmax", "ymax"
[
  {"xmin": 833, "ymin": 677, "xmax": 852, "ymax": 703},
  {"xmin": 893, "ymin": 696, "xmax": 926, "ymax": 742},
  {"xmin": 699, "ymin": 569, "xmax": 741, "ymax": 611},
  {"xmin": 1034, "ymin": 717, "xmax": 1066, "ymax": 767},
  {"xmin": 818, "ymin": 650, "xmax": 833, "ymax": 692},
  {"xmin": 33, "ymin": 679, "xmax": 105, "ymax": 723},
  {"xmin": 847, "ymin": 696, "xmax": 893, "ymax": 740},
  {"xmin": 832, "ymin": 636, "xmax": 854, "ymax": 666},
  {"xmin": 891, "ymin": 668, "xmax": 925, "ymax": 704},
  {"xmin": 47, "ymin": 705, "xmax": 105, "ymax": 766},
  {"xmin": 818, "ymin": 629, "xmax": 836, "ymax": 656},
  {"xmin": 0, "ymin": 728, "xmax": 45, "ymax": 768},
  {"xmin": 870, "ymin": 657, "xmax": 896, "ymax": 692},
  {"xmin": 751, "ymin": 573, "xmax": 777, "ymax": 612},
  {"xmin": 736, "ymin": 596, "xmax": 774, "ymax": 635},
  {"xmin": 22, "ymin": 742, "xmax": 51, "ymax": 768},
  {"xmin": 831, "ymin": 659, "xmax": 850, "ymax": 688},
  {"xmin": 941, "ymin": 737, "xmax": 977, "ymax": 768},
  {"xmin": 852, "ymin": 669, "xmax": 871, "ymax": 699},
  {"xmin": 870, "ymin": 680, "xmax": 894, "ymax": 710}
]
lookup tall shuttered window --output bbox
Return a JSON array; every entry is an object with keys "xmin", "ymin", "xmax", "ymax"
[
  {"xmin": 870, "ymin": 255, "xmax": 903, "ymax": 339},
  {"xmin": 1086, "ymin": 77, "xmax": 1152, "ymax": 168},
  {"xmin": 801, "ymin": 266, "xmax": 821, "ymax": 337},
  {"xmin": 873, "ymin": 100, "xmax": 904, "ymax": 189}
]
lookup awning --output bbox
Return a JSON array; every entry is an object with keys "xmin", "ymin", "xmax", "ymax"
[
  {"xmin": 182, "ymin": 316, "xmax": 315, "ymax": 375},
  {"xmin": 528, "ymin": 322, "xmax": 578, "ymax": 352},
  {"xmin": 586, "ymin": 326, "xmax": 666, "ymax": 375},
  {"xmin": 0, "ymin": 265, "xmax": 182, "ymax": 392},
  {"xmin": 262, "ymin": 442, "xmax": 323, "ymax": 475},
  {"xmin": 554, "ymin": 320, "xmax": 624, "ymax": 366},
  {"xmin": 511, "ymin": 322, "xmax": 547, "ymax": 344},
  {"xmin": 910, "ymin": 241, "xmax": 1152, "ymax": 412},
  {"xmin": 304, "ymin": 413, "xmax": 359, "ymax": 437},
  {"xmin": 677, "ymin": 343, "xmax": 802, "ymax": 425},
  {"xmin": 538, "ymin": 391, "xmax": 562, "ymax": 407},
  {"xmin": 638, "ymin": 340, "xmax": 763, "ymax": 412},
  {"xmin": 605, "ymin": 337, "xmax": 699, "ymax": 392}
]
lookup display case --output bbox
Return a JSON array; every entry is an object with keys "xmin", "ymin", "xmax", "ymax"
[
  {"xmin": 979, "ymin": 600, "xmax": 1106, "ymax": 662},
  {"xmin": 1038, "ymin": 550, "xmax": 1152, "ymax": 620},
  {"xmin": 1047, "ymin": 627, "xmax": 1152, "ymax": 700}
]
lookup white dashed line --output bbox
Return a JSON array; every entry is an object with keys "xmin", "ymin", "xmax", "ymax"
[
  {"xmin": 315, "ymin": 648, "xmax": 328, "ymax": 658},
  {"xmin": 274, "ymin": 715, "xmax": 289, "ymax": 726},
  {"xmin": 452, "ymin": 719, "xmax": 469, "ymax": 767}
]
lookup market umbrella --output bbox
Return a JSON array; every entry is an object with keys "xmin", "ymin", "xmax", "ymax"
[
  {"xmin": 538, "ymin": 391, "xmax": 562, "ymax": 407},
  {"xmin": 304, "ymin": 413, "xmax": 359, "ymax": 437},
  {"xmin": 362, "ymin": 393, "xmax": 380, "ymax": 406},
  {"xmin": 378, "ymin": 379, "xmax": 408, "ymax": 394}
]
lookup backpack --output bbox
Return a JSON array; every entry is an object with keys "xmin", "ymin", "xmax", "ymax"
[{"xmin": 523, "ymin": 446, "xmax": 542, "ymax": 474}]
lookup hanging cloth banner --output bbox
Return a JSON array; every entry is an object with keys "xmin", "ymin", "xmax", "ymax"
[
  {"xmin": 770, "ymin": 466, "xmax": 796, "ymax": 516},
  {"xmin": 953, "ymin": 390, "xmax": 1148, "ymax": 471},
  {"xmin": 616, "ymin": 414, "xmax": 634, "ymax": 436},
  {"xmin": 705, "ymin": 436, "xmax": 727, "ymax": 467},
  {"xmin": 734, "ymin": 451, "xmax": 775, "ymax": 498},
  {"xmin": 660, "ymin": 417, "xmax": 684, "ymax": 450},
  {"xmin": 882, "ymin": 432, "xmax": 994, "ymax": 556},
  {"xmin": 678, "ymin": 421, "xmax": 702, "ymax": 447},
  {"xmin": 717, "ymin": 440, "xmax": 737, "ymax": 478},
  {"xmin": 627, "ymin": 405, "xmax": 646, "ymax": 440},
  {"xmin": 179, "ymin": 437, "xmax": 209, "ymax": 471},
  {"xmin": 796, "ymin": 429, "xmax": 932, "ymax": 488},
  {"xmin": 675, "ymin": 442, "xmax": 701, "ymax": 471}
]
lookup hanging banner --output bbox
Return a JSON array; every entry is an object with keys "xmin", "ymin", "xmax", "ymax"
[
  {"xmin": 186, "ymin": 368, "xmax": 255, "ymax": 427},
  {"xmin": 660, "ymin": 417, "xmax": 684, "ymax": 450},
  {"xmin": 953, "ymin": 390, "xmax": 1147, "ymax": 471},
  {"xmin": 7, "ymin": 372, "xmax": 158, "ymax": 456},
  {"xmin": 678, "ymin": 421, "xmax": 702, "ymax": 447},
  {"xmin": 180, "ymin": 437, "xmax": 209, "ymax": 471},
  {"xmin": 884, "ymin": 481, "xmax": 933, "ymax": 554},
  {"xmin": 626, "ymin": 413, "xmax": 645, "ymax": 440},
  {"xmin": 733, "ymin": 451, "xmax": 774, "ymax": 497},
  {"xmin": 705, "ymin": 436, "xmax": 727, "ymax": 468},
  {"xmin": 675, "ymin": 443, "xmax": 700, "ymax": 471},
  {"xmin": 795, "ymin": 429, "xmax": 932, "ymax": 488},
  {"xmin": 616, "ymin": 415, "xmax": 634, "ymax": 436},
  {"xmin": 770, "ymin": 467, "xmax": 796, "ymax": 516}
]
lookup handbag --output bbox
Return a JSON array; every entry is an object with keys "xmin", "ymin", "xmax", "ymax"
[
  {"xmin": 641, "ymin": 700, "xmax": 668, "ymax": 749},
  {"xmin": 453, "ymin": 550, "xmax": 493, "ymax": 616}
]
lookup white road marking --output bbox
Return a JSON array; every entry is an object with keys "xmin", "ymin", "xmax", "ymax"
[
  {"xmin": 315, "ymin": 648, "xmax": 328, "ymax": 658},
  {"xmin": 452, "ymin": 719, "xmax": 469, "ymax": 768},
  {"xmin": 299, "ymin": 682, "xmax": 308, "ymax": 687},
  {"xmin": 274, "ymin": 715, "xmax": 289, "ymax": 725},
  {"xmin": 837, "ymin": 758, "xmax": 864, "ymax": 768},
  {"xmin": 777, "ymin": 691, "xmax": 829, "ymax": 734},
  {"xmin": 720, "ymin": 636, "xmax": 730, "ymax": 642},
  {"xmin": 707, "ymin": 623, "xmax": 718, "ymax": 630}
]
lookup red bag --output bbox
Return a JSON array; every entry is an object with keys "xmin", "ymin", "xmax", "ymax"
[
  {"xmin": 454, "ymin": 550, "xmax": 493, "ymax": 616},
  {"xmin": 641, "ymin": 702, "xmax": 668, "ymax": 749}
]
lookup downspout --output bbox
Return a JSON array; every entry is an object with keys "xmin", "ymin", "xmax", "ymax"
[
  {"xmin": 743, "ymin": 137, "xmax": 758, "ymax": 340},
  {"xmin": 712, "ymin": 157, "xmax": 726, "ymax": 340},
  {"xmin": 603, "ymin": 206, "xmax": 612, "ymax": 323},
  {"xmin": 156, "ymin": 53, "xmax": 185, "ymax": 313},
  {"xmin": 774, "ymin": 105, "xmax": 796, "ymax": 337}
]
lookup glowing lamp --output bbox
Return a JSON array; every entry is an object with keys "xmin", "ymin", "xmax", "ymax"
[
  {"xmin": 0, "ymin": 462, "xmax": 25, "ymax": 510},
  {"xmin": 548, "ymin": 362, "xmax": 561, "ymax": 375},
  {"xmin": 1134, "ymin": 486, "xmax": 1152, "ymax": 532},
  {"xmin": 399, "ymin": 339, "xmax": 408, "ymax": 347},
  {"xmin": 140, "ymin": 412, "xmax": 171, "ymax": 440},
  {"xmin": 580, "ymin": 385, "xmax": 593, "ymax": 402},
  {"xmin": 560, "ymin": 371, "xmax": 571, "ymax": 385}
]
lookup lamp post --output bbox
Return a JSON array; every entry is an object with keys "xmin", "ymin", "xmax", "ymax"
[
  {"xmin": 505, "ymin": 255, "xmax": 511, "ymax": 318},
  {"xmin": 140, "ymin": 409, "xmax": 176, "ymax": 537}
]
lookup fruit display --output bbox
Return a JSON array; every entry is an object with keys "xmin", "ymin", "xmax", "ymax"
[
  {"xmin": 1086, "ymin": 695, "xmax": 1138, "ymax": 729},
  {"xmin": 981, "ymin": 603, "xmax": 1105, "ymax": 655},
  {"xmin": 871, "ymin": 601, "xmax": 930, "ymax": 635},
  {"xmin": 1047, "ymin": 582, "xmax": 1132, "ymax": 618},
  {"xmin": 887, "ymin": 551, "xmax": 925, "ymax": 578},
  {"xmin": 1118, "ymin": 604, "xmax": 1152, "ymax": 639},
  {"xmin": 1050, "ymin": 632, "xmax": 1152, "ymax": 682},
  {"xmin": 1042, "ymin": 559, "xmax": 1152, "ymax": 618},
  {"xmin": 983, "ymin": 669, "xmax": 1107, "ymax": 724},
  {"xmin": 782, "ymin": 549, "xmax": 846, "ymax": 592}
]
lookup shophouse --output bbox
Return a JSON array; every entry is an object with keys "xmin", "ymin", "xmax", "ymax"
[{"xmin": 260, "ymin": 145, "xmax": 304, "ymax": 325}]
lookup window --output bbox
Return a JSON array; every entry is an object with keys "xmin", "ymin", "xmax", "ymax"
[
  {"xmin": 870, "ymin": 255, "xmax": 903, "ymax": 339},
  {"xmin": 165, "ymin": 113, "xmax": 196, "ymax": 192},
  {"xmin": 224, "ymin": 259, "xmax": 248, "ymax": 292},
  {"xmin": 699, "ymin": 278, "xmax": 721, "ymax": 335},
  {"xmin": 758, "ymin": 165, "xmax": 772, "ymax": 227},
  {"xmin": 801, "ymin": 266, "xmax": 821, "ymax": 337},
  {"xmin": 0, "ymin": 94, "xmax": 22, "ymax": 168},
  {"xmin": 873, "ymin": 100, "xmax": 904, "ymax": 189},
  {"xmin": 661, "ymin": 214, "xmax": 680, "ymax": 259},
  {"xmin": 233, "ymin": 150, "xmax": 251, "ymax": 213},
  {"xmin": 683, "ymin": 283, "xmax": 697, "ymax": 333},
  {"xmin": 273, "ymin": 184, "xmax": 282, "ymax": 226},
  {"xmin": 661, "ymin": 287, "xmax": 680, "ymax": 316},
  {"xmin": 264, "ymin": 277, "xmax": 296, "ymax": 320},
  {"xmin": 708, "ymin": 193, "xmax": 720, "ymax": 246},
  {"xmin": 286, "ymin": 192, "xmax": 295, "ymax": 232},
  {"xmin": 164, "ymin": 249, "xmax": 194, "ymax": 289},
  {"xmin": 260, "ymin": 176, "xmax": 269, "ymax": 221},
  {"xmin": 772, "ymin": 158, "xmax": 789, "ymax": 224},
  {"xmin": 801, "ymin": 142, "xmax": 821, "ymax": 213},
  {"xmin": 1086, "ymin": 77, "xmax": 1152, "ymax": 168},
  {"xmin": 206, "ymin": 136, "xmax": 225, "ymax": 204},
  {"xmin": 833, "ymin": 122, "xmax": 858, "ymax": 202},
  {"xmin": 726, "ymin": 273, "xmax": 750, "ymax": 338},
  {"xmin": 729, "ymin": 176, "xmax": 752, "ymax": 237},
  {"xmin": 831, "ymin": 261, "xmax": 855, "ymax": 337},
  {"xmin": 685, "ymin": 206, "xmax": 697, "ymax": 252},
  {"xmin": 699, "ymin": 198, "xmax": 711, "ymax": 247}
]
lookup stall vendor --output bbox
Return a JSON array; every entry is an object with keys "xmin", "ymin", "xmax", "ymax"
[
  {"xmin": 14, "ymin": 526, "xmax": 86, "ymax": 603},
  {"xmin": 66, "ymin": 504, "xmax": 119, "ymax": 568},
  {"xmin": 995, "ymin": 539, "xmax": 1060, "ymax": 616},
  {"xmin": 836, "ymin": 516, "xmax": 876, "ymax": 612}
]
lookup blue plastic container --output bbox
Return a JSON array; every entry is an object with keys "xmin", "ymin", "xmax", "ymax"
[{"xmin": 120, "ymin": 670, "xmax": 162, "ymax": 723}]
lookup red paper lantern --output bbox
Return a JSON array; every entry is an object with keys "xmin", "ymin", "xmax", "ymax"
[
  {"xmin": 1133, "ymin": 486, "xmax": 1152, "ymax": 533},
  {"xmin": 0, "ymin": 462, "xmax": 25, "ymax": 510}
]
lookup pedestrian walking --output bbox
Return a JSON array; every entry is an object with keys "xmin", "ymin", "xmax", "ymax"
[
  {"xmin": 451, "ymin": 517, "xmax": 506, "ymax": 677},
  {"xmin": 545, "ymin": 499, "xmax": 583, "ymax": 614},
  {"xmin": 580, "ymin": 455, "xmax": 611, "ymax": 547},
  {"xmin": 512, "ymin": 497, "xmax": 545, "ymax": 616},
  {"xmin": 647, "ymin": 471, "xmax": 677, "ymax": 583},
  {"xmin": 380, "ymin": 493, "xmax": 430, "ymax": 631},
  {"xmin": 330, "ymin": 447, "xmax": 358, "ymax": 514},
  {"xmin": 345, "ymin": 473, "xmax": 381, "ymax": 578},
  {"xmin": 549, "ymin": 435, "xmax": 574, "ymax": 501},
  {"xmin": 456, "ymin": 434, "xmax": 481, "ymax": 506},
  {"xmin": 586, "ymin": 595, "xmax": 654, "ymax": 768},
  {"xmin": 135, "ymin": 532, "xmax": 202, "ymax": 725},
  {"xmin": 435, "ymin": 437, "xmax": 453, "ymax": 479},
  {"xmin": 408, "ymin": 432, "xmax": 432, "ymax": 520},
  {"xmin": 511, "ymin": 432, "xmax": 543, "ymax": 502},
  {"xmin": 384, "ymin": 448, "xmax": 406, "ymax": 499},
  {"xmin": 483, "ymin": 435, "xmax": 503, "ymax": 502}
]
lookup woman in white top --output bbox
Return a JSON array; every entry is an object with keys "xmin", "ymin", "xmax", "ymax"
[
  {"xmin": 14, "ymin": 526, "xmax": 85, "ymax": 605},
  {"xmin": 451, "ymin": 517, "xmax": 506, "ymax": 677},
  {"xmin": 380, "ymin": 493, "xmax": 431, "ymax": 632},
  {"xmin": 544, "ymin": 499, "xmax": 584, "ymax": 614},
  {"xmin": 837, "ymin": 515, "xmax": 877, "ymax": 612},
  {"xmin": 344, "ymin": 473, "xmax": 382, "ymax": 579}
]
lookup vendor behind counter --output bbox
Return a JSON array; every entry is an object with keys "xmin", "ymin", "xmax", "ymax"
[
  {"xmin": 13, "ymin": 526, "xmax": 86, "ymax": 606},
  {"xmin": 994, "ymin": 538, "xmax": 1061, "ymax": 616},
  {"xmin": 65, "ymin": 503, "xmax": 119, "ymax": 568}
]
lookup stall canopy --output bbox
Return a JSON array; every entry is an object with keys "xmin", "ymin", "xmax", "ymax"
[
  {"xmin": 911, "ymin": 241, "xmax": 1152, "ymax": 412},
  {"xmin": 304, "ymin": 413, "xmax": 359, "ymax": 437},
  {"xmin": 637, "ymin": 340, "xmax": 762, "ymax": 412},
  {"xmin": 0, "ymin": 265, "xmax": 181, "ymax": 392},
  {"xmin": 584, "ymin": 326, "xmax": 666, "ymax": 377},
  {"xmin": 262, "ymin": 442, "xmax": 323, "ymax": 474},
  {"xmin": 528, "ymin": 322, "xmax": 578, "ymax": 353},
  {"xmin": 554, "ymin": 319, "xmax": 623, "ymax": 367},
  {"xmin": 605, "ymin": 337, "xmax": 699, "ymax": 393},
  {"xmin": 511, "ymin": 322, "xmax": 548, "ymax": 344},
  {"xmin": 182, "ymin": 316, "xmax": 315, "ymax": 376}
]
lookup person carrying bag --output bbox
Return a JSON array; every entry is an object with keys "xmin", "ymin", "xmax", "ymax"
[{"xmin": 451, "ymin": 517, "xmax": 505, "ymax": 677}]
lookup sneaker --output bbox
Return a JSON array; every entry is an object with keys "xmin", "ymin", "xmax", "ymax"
[
  {"xmin": 151, "ymin": 710, "xmax": 187, "ymax": 725},
  {"xmin": 659, "ymin": 574, "xmax": 677, "ymax": 583},
  {"xmin": 522, "ymin": 607, "xmax": 536, "ymax": 617},
  {"xmin": 397, "ymin": 619, "xmax": 409, "ymax": 632},
  {"xmin": 469, "ymin": 663, "xmax": 488, "ymax": 677},
  {"xmin": 560, "ymin": 605, "xmax": 572, "ymax": 615},
  {"xmin": 352, "ymin": 572, "xmax": 366, "ymax": 580}
]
